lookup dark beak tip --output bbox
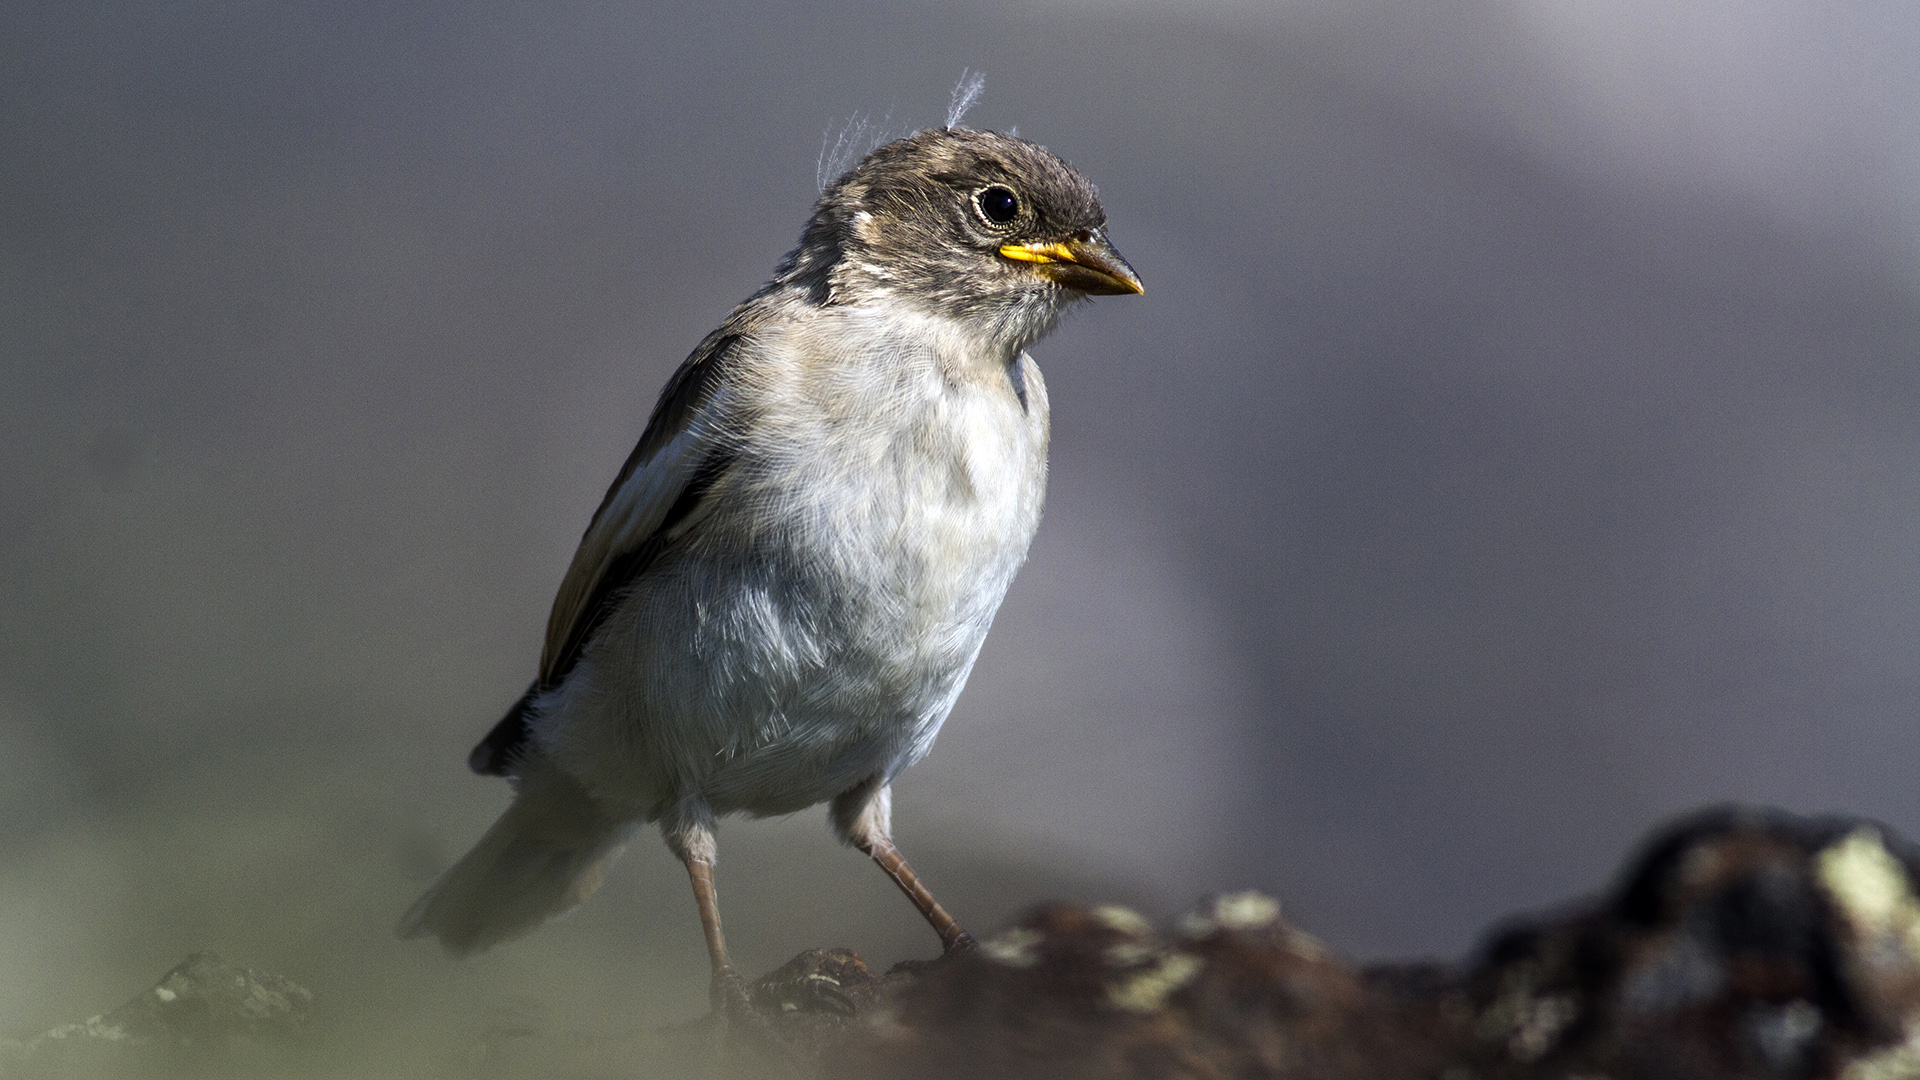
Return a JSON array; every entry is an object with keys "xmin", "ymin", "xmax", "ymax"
[
  {"xmin": 1071, "ymin": 234, "xmax": 1144, "ymax": 297},
  {"xmin": 1097, "ymin": 259, "xmax": 1145, "ymax": 297}
]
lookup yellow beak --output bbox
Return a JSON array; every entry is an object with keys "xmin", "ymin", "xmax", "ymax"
[{"xmin": 999, "ymin": 231, "xmax": 1144, "ymax": 296}]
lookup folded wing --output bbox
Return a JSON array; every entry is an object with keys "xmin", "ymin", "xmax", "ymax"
[{"xmin": 469, "ymin": 329, "xmax": 748, "ymax": 775}]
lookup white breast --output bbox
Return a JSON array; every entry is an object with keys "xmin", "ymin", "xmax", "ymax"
[{"xmin": 540, "ymin": 306, "xmax": 1051, "ymax": 820}]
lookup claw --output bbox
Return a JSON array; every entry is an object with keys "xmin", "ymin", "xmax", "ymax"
[{"xmin": 709, "ymin": 965, "xmax": 755, "ymax": 1019}]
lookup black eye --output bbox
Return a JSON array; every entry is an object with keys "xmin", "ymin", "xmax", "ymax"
[{"xmin": 976, "ymin": 186, "xmax": 1020, "ymax": 225}]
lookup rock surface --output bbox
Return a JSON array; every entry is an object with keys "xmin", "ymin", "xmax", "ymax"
[
  {"xmin": 754, "ymin": 806, "xmax": 1920, "ymax": 1080},
  {"xmin": 1, "ymin": 951, "xmax": 314, "ymax": 1078},
  {"xmin": 16, "ymin": 805, "xmax": 1920, "ymax": 1079}
]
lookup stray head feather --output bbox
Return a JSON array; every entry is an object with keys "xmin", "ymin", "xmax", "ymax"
[
  {"xmin": 817, "ymin": 71, "xmax": 989, "ymax": 191},
  {"xmin": 817, "ymin": 109, "xmax": 900, "ymax": 192},
  {"xmin": 946, "ymin": 69, "xmax": 986, "ymax": 129}
]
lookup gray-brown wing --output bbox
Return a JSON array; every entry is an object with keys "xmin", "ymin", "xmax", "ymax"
[
  {"xmin": 469, "ymin": 329, "xmax": 746, "ymax": 775},
  {"xmin": 538, "ymin": 329, "xmax": 748, "ymax": 687}
]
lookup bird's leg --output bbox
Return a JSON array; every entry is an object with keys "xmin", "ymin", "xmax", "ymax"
[
  {"xmin": 830, "ymin": 780, "xmax": 976, "ymax": 955},
  {"xmin": 866, "ymin": 837, "xmax": 976, "ymax": 954},
  {"xmin": 671, "ymin": 811, "xmax": 856, "ymax": 1022},
  {"xmin": 685, "ymin": 858, "xmax": 734, "ymax": 975},
  {"xmin": 666, "ymin": 813, "xmax": 748, "ymax": 1013}
]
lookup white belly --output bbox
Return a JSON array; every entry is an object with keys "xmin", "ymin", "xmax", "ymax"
[{"xmin": 537, "ymin": 345, "xmax": 1049, "ymax": 821}]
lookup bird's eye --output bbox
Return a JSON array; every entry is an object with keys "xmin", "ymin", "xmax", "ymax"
[{"xmin": 976, "ymin": 186, "xmax": 1020, "ymax": 225}]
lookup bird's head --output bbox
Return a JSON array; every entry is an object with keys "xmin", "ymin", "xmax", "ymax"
[{"xmin": 781, "ymin": 127, "xmax": 1143, "ymax": 351}]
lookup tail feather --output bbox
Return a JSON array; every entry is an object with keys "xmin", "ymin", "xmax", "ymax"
[{"xmin": 399, "ymin": 767, "xmax": 634, "ymax": 956}]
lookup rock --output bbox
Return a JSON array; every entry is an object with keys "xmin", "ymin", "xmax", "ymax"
[
  {"xmin": 735, "ymin": 805, "xmax": 1920, "ymax": 1080},
  {"xmin": 1438, "ymin": 805, "xmax": 1920, "ymax": 1080},
  {"xmin": 19, "ymin": 805, "xmax": 1920, "ymax": 1079},
  {"xmin": 1, "ymin": 951, "xmax": 313, "ymax": 1078},
  {"xmin": 811, "ymin": 897, "xmax": 1442, "ymax": 1080},
  {"xmin": 458, "ymin": 910, "xmax": 1410, "ymax": 1080}
]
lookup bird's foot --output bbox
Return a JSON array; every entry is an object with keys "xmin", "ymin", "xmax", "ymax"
[
  {"xmin": 700, "ymin": 965, "xmax": 786, "ymax": 1069},
  {"xmin": 702, "ymin": 951, "xmax": 871, "ymax": 1068},
  {"xmin": 709, "ymin": 965, "xmax": 756, "ymax": 1020},
  {"xmin": 942, "ymin": 929, "xmax": 979, "ymax": 957}
]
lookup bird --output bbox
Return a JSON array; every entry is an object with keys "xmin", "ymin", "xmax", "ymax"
[{"xmin": 398, "ymin": 119, "xmax": 1142, "ymax": 1008}]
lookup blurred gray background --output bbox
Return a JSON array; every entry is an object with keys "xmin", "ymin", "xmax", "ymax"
[{"xmin": 5, "ymin": 0, "xmax": 1919, "ymax": 1068}]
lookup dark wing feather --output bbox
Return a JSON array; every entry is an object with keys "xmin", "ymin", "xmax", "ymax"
[
  {"xmin": 469, "ymin": 681, "xmax": 537, "ymax": 776},
  {"xmin": 538, "ymin": 330, "xmax": 745, "ymax": 687},
  {"xmin": 467, "ymin": 330, "xmax": 747, "ymax": 776},
  {"xmin": 539, "ymin": 446, "xmax": 734, "ymax": 690}
]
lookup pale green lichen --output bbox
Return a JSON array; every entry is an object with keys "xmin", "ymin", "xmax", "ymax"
[
  {"xmin": 1817, "ymin": 829, "xmax": 1920, "ymax": 964},
  {"xmin": 981, "ymin": 927, "xmax": 1045, "ymax": 969},
  {"xmin": 1176, "ymin": 891, "xmax": 1282, "ymax": 938},
  {"xmin": 1107, "ymin": 951, "xmax": 1202, "ymax": 1013},
  {"xmin": 1091, "ymin": 904, "xmax": 1152, "ymax": 937},
  {"xmin": 1507, "ymin": 993, "xmax": 1579, "ymax": 1062},
  {"xmin": 1215, "ymin": 891, "xmax": 1281, "ymax": 931}
]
